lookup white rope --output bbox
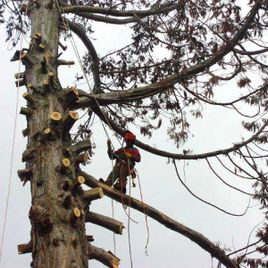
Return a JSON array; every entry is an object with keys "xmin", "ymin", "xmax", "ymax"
[
  {"xmin": 127, "ymin": 179, "xmax": 134, "ymax": 268},
  {"xmin": 109, "ymin": 157, "xmax": 117, "ymax": 255},
  {"xmin": 55, "ymin": 0, "xmax": 123, "ymax": 256},
  {"xmin": 111, "ymin": 199, "xmax": 117, "ymax": 254},
  {"xmin": 55, "ymin": 0, "xmax": 117, "ymax": 144},
  {"xmin": 136, "ymin": 169, "xmax": 150, "ymax": 255},
  {"xmin": 55, "ymin": 0, "xmax": 92, "ymax": 93},
  {"xmin": 0, "ymin": 24, "xmax": 24, "ymax": 266},
  {"xmin": 54, "ymin": 3, "xmax": 138, "ymax": 265}
]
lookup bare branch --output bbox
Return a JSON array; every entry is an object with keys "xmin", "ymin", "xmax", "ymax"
[
  {"xmin": 66, "ymin": 19, "xmax": 102, "ymax": 93},
  {"xmin": 182, "ymin": 81, "xmax": 268, "ymax": 108},
  {"xmin": 81, "ymin": 171, "xmax": 239, "ymax": 268},
  {"xmin": 205, "ymin": 158, "xmax": 253, "ymax": 196},
  {"xmin": 18, "ymin": 241, "xmax": 32, "ymax": 254},
  {"xmin": 233, "ymin": 47, "xmax": 268, "ymax": 56},
  {"xmin": 88, "ymin": 244, "xmax": 120, "ymax": 268},
  {"xmin": 90, "ymin": 105, "xmax": 268, "ymax": 160},
  {"xmin": 73, "ymin": 0, "xmax": 262, "ymax": 108},
  {"xmin": 57, "ymin": 59, "xmax": 75, "ymax": 65},
  {"xmin": 85, "ymin": 211, "xmax": 124, "ymax": 234},
  {"xmin": 61, "ymin": 2, "xmax": 181, "ymax": 25},
  {"xmin": 226, "ymin": 154, "xmax": 262, "ymax": 181},
  {"xmin": 215, "ymin": 156, "xmax": 256, "ymax": 180},
  {"xmin": 173, "ymin": 160, "xmax": 250, "ymax": 216},
  {"xmin": 83, "ymin": 187, "xmax": 104, "ymax": 203}
]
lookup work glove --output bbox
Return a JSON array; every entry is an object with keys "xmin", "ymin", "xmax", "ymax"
[
  {"xmin": 107, "ymin": 139, "xmax": 113, "ymax": 150},
  {"xmin": 113, "ymin": 153, "xmax": 121, "ymax": 160},
  {"xmin": 107, "ymin": 139, "xmax": 112, "ymax": 146}
]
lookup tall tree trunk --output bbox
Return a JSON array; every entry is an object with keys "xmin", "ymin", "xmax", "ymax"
[{"xmin": 20, "ymin": 1, "xmax": 88, "ymax": 267}]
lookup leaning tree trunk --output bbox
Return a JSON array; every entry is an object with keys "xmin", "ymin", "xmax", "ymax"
[{"xmin": 18, "ymin": 1, "xmax": 89, "ymax": 267}]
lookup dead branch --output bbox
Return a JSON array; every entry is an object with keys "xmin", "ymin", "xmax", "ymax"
[
  {"xmin": 63, "ymin": 3, "xmax": 179, "ymax": 18},
  {"xmin": 61, "ymin": 86, "xmax": 80, "ymax": 109},
  {"xmin": 69, "ymin": 139, "xmax": 91, "ymax": 155},
  {"xmin": 17, "ymin": 168, "xmax": 33, "ymax": 185},
  {"xmin": 82, "ymin": 171, "xmax": 239, "ymax": 268},
  {"xmin": 72, "ymin": 2, "xmax": 261, "ymax": 109},
  {"xmin": 85, "ymin": 211, "xmax": 124, "ymax": 234},
  {"xmin": 88, "ymin": 244, "xmax": 120, "ymax": 268},
  {"xmin": 18, "ymin": 241, "xmax": 32, "ymax": 254},
  {"xmin": 67, "ymin": 19, "xmax": 101, "ymax": 93},
  {"xmin": 83, "ymin": 187, "xmax": 104, "ymax": 203},
  {"xmin": 57, "ymin": 59, "xmax": 75, "ymax": 66},
  {"xmin": 62, "ymin": 111, "xmax": 79, "ymax": 135},
  {"xmin": 90, "ymin": 105, "xmax": 268, "ymax": 160}
]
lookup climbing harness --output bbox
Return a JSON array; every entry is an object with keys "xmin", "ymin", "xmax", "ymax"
[{"xmin": 54, "ymin": 2, "xmax": 149, "ymax": 265}]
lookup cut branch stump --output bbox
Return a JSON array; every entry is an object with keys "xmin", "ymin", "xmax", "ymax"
[
  {"xmin": 23, "ymin": 92, "xmax": 36, "ymax": 106},
  {"xmin": 20, "ymin": 107, "xmax": 33, "ymax": 117},
  {"xmin": 18, "ymin": 241, "xmax": 32, "ymax": 254},
  {"xmin": 85, "ymin": 211, "xmax": 124, "ymax": 234},
  {"xmin": 88, "ymin": 245, "xmax": 120, "ymax": 268},
  {"xmin": 15, "ymin": 78, "xmax": 25, "ymax": 87},
  {"xmin": 21, "ymin": 53, "xmax": 33, "ymax": 67},
  {"xmin": 17, "ymin": 168, "xmax": 33, "ymax": 185},
  {"xmin": 49, "ymin": 112, "xmax": 62, "ymax": 125},
  {"xmin": 33, "ymin": 32, "xmax": 42, "ymax": 44},
  {"xmin": 43, "ymin": 127, "xmax": 55, "ymax": 141},
  {"xmin": 62, "ymin": 111, "xmax": 79, "ymax": 136},
  {"xmin": 83, "ymin": 187, "xmax": 104, "ymax": 203}
]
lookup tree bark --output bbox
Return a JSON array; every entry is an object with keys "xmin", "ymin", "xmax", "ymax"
[{"xmin": 22, "ymin": 1, "xmax": 88, "ymax": 267}]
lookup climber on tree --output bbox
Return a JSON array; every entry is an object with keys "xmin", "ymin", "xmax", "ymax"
[{"xmin": 101, "ymin": 131, "xmax": 141, "ymax": 194}]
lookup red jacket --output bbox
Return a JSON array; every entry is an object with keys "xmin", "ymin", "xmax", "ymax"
[{"xmin": 108, "ymin": 145, "xmax": 141, "ymax": 166}]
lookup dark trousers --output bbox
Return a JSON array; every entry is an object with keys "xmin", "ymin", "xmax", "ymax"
[{"xmin": 105, "ymin": 161, "xmax": 130, "ymax": 192}]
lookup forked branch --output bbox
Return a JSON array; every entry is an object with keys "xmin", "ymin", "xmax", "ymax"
[
  {"xmin": 62, "ymin": 3, "xmax": 179, "ymax": 25},
  {"xmin": 73, "ymin": 1, "xmax": 262, "ymax": 108}
]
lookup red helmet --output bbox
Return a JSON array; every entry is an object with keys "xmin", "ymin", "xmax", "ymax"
[{"xmin": 124, "ymin": 131, "xmax": 136, "ymax": 142}]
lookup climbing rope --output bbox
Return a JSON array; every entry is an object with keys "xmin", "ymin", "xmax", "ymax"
[
  {"xmin": 0, "ymin": 16, "xmax": 25, "ymax": 265},
  {"xmin": 55, "ymin": 0, "xmax": 120, "ymax": 254},
  {"xmin": 54, "ymin": 2, "xmax": 139, "ymax": 264},
  {"xmin": 136, "ymin": 169, "xmax": 150, "ymax": 255},
  {"xmin": 109, "ymin": 155, "xmax": 118, "ymax": 255},
  {"xmin": 55, "ymin": 0, "xmax": 93, "ymax": 93},
  {"xmin": 111, "ymin": 199, "xmax": 117, "ymax": 254},
  {"xmin": 54, "ymin": 0, "xmax": 119, "ymax": 146},
  {"xmin": 127, "ymin": 180, "xmax": 134, "ymax": 268}
]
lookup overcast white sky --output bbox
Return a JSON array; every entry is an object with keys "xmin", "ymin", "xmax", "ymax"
[{"xmin": 0, "ymin": 12, "xmax": 265, "ymax": 268}]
